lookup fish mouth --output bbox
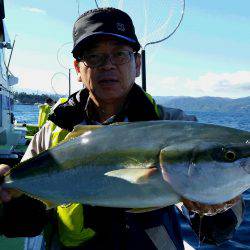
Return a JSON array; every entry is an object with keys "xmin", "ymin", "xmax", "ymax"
[
  {"xmin": 241, "ymin": 158, "xmax": 250, "ymax": 174},
  {"xmin": 239, "ymin": 143, "xmax": 250, "ymax": 173}
]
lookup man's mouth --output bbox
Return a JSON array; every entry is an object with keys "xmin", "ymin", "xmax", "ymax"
[{"xmin": 98, "ymin": 78, "xmax": 119, "ymax": 85}]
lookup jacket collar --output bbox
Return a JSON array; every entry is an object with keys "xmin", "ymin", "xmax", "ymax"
[{"xmin": 48, "ymin": 83, "xmax": 159, "ymax": 131}]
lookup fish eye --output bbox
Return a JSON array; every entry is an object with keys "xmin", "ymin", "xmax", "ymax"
[
  {"xmin": 224, "ymin": 150, "xmax": 236, "ymax": 162},
  {"xmin": 211, "ymin": 146, "xmax": 238, "ymax": 162}
]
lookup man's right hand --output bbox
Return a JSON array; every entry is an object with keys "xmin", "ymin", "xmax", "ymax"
[{"xmin": 0, "ymin": 164, "xmax": 22, "ymax": 202}]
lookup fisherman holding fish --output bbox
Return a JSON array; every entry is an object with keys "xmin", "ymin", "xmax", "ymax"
[{"xmin": 0, "ymin": 7, "xmax": 246, "ymax": 250}]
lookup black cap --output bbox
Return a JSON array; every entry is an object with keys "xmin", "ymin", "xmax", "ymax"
[{"xmin": 72, "ymin": 7, "xmax": 141, "ymax": 59}]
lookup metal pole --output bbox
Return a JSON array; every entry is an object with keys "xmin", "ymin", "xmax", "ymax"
[
  {"xmin": 68, "ymin": 68, "xmax": 71, "ymax": 96},
  {"xmin": 141, "ymin": 49, "xmax": 146, "ymax": 91}
]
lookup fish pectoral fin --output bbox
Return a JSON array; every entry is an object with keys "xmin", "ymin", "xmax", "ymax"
[
  {"xmin": 64, "ymin": 125, "xmax": 103, "ymax": 142},
  {"xmin": 104, "ymin": 168, "xmax": 158, "ymax": 184}
]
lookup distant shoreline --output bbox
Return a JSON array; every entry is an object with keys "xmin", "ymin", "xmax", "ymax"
[
  {"xmin": 155, "ymin": 96, "xmax": 250, "ymax": 113},
  {"xmin": 14, "ymin": 94, "xmax": 250, "ymax": 113},
  {"xmin": 14, "ymin": 92, "xmax": 63, "ymax": 106},
  {"xmin": 14, "ymin": 92, "xmax": 250, "ymax": 109}
]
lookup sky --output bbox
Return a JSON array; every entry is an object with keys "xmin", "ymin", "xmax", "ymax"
[{"xmin": 3, "ymin": 0, "xmax": 250, "ymax": 98}]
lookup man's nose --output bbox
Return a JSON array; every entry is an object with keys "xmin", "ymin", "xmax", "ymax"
[{"xmin": 100, "ymin": 55, "xmax": 116, "ymax": 69}]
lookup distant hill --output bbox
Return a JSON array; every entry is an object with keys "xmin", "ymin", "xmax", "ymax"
[
  {"xmin": 154, "ymin": 96, "xmax": 250, "ymax": 112},
  {"xmin": 14, "ymin": 92, "xmax": 250, "ymax": 113}
]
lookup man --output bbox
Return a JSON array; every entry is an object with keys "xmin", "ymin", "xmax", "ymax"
[
  {"xmin": 0, "ymin": 7, "xmax": 244, "ymax": 250},
  {"xmin": 38, "ymin": 97, "xmax": 56, "ymax": 129}
]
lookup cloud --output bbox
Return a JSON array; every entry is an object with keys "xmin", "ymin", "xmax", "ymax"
[
  {"xmin": 22, "ymin": 7, "xmax": 47, "ymax": 15},
  {"xmin": 12, "ymin": 65, "xmax": 81, "ymax": 95},
  {"xmin": 186, "ymin": 71, "xmax": 250, "ymax": 96},
  {"xmin": 147, "ymin": 71, "xmax": 250, "ymax": 98}
]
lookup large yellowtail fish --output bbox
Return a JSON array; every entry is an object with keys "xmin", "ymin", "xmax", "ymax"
[{"xmin": 2, "ymin": 121, "xmax": 250, "ymax": 208}]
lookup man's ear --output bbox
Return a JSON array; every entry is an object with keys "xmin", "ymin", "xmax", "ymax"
[
  {"xmin": 74, "ymin": 60, "xmax": 82, "ymax": 82},
  {"xmin": 135, "ymin": 53, "xmax": 141, "ymax": 77}
]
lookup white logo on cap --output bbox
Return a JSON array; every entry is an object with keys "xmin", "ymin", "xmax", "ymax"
[{"xmin": 117, "ymin": 23, "xmax": 125, "ymax": 32}]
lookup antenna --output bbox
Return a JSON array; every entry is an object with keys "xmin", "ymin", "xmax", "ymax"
[{"xmin": 6, "ymin": 34, "xmax": 17, "ymax": 77}]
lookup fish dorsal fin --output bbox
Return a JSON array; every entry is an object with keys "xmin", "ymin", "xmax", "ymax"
[
  {"xmin": 104, "ymin": 168, "xmax": 157, "ymax": 184},
  {"xmin": 64, "ymin": 125, "xmax": 102, "ymax": 142},
  {"xmin": 63, "ymin": 123, "xmax": 128, "ymax": 142}
]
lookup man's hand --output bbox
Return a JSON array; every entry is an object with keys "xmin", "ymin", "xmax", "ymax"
[
  {"xmin": 182, "ymin": 196, "xmax": 241, "ymax": 216},
  {"xmin": 0, "ymin": 164, "xmax": 22, "ymax": 202}
]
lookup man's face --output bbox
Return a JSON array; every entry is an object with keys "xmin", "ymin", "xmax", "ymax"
[{"xmin": 74, "ymin": 37, "xmax": 141, "ymax": 104}]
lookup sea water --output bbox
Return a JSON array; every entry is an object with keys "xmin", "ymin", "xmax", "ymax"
[{"xmin": 13, "ymin": 105, "xmax": 250, "ymax": 249}]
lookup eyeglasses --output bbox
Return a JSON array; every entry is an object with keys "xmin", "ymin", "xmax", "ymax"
[{"xmin": 78, "ymin": 50, "xmax": 136, "ymax": 68}]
